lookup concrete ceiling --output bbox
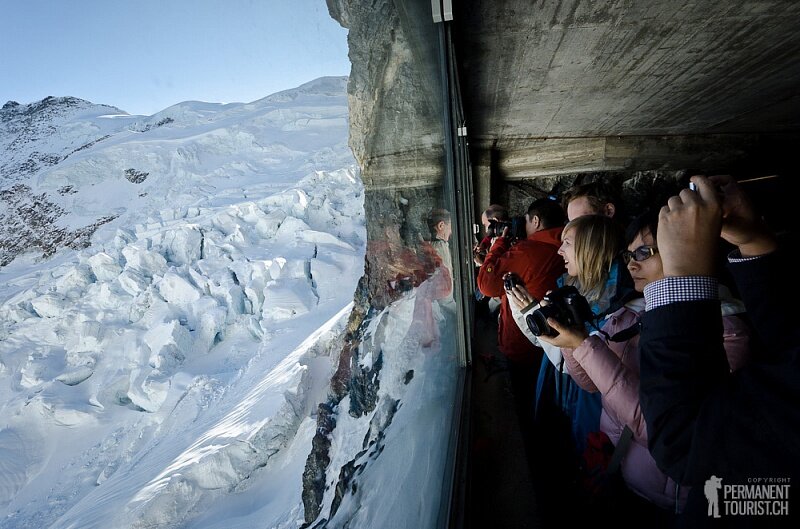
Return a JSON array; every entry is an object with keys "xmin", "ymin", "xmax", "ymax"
[{"xmin": 454, "ymin": 0, "xmax": 800, "ymax": 148}]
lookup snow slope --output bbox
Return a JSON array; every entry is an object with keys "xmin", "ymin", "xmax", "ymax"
[{"xmin": 0, "ymin": 77, "xmax": 371, "ymax": 528}]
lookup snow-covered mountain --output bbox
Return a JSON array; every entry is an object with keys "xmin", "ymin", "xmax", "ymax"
[
  {"xmin": 0, "ymin": 77, "xmax": 374, "ymax": 528},
  {"xmin": 0, "ymin": 77, "xmax": 356, "ymax": 267}
]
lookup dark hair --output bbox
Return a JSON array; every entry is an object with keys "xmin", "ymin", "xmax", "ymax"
[
  {"xmin": 527, "ymin": 198, "xmax": 566, "ymax": 230},
  {"xmin": 625, "ymin": 209, "xmax": 660, "ymax": 246},
  {"xmin": 427, "ymin": 208, "xmax": 451, "ymax": 237},
  {"xmin": 483, "ymin": 204, "xmax": 508, "ymax": 221},
  {"xmin": 561, "ymin": 180, "xmax": 619, "ymax": 213}
]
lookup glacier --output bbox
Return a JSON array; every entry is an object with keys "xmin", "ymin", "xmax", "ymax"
[
  {"xmin": 1, "ymin": 75, "xmax": 458, "ymax": 529},
  {"xmin": 0, "ymin": 77, "xmax": 369, "ymax": 528}
]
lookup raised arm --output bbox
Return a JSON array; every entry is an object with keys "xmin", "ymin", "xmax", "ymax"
[
  {"xmin": 638, "ymin": 176, "xmax": 797, "ymax": 485},
  {"xmin": 476, "ymin": 235, "xmax": 511, "ymax": 297}
]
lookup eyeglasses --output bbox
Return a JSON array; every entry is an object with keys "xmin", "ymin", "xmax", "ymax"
[{"xmin": 621, "ymin": 245, "xmax": 658, "ymax": 264}]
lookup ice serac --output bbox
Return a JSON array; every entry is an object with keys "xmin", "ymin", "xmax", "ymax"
[{"xmin": 0, "ymin": 78, "xmax": 368, "ymax": 529}]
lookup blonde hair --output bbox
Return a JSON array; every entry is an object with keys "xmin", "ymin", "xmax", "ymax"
[{"xmin": 562, "ymin": 215, "xmax": 624, "ymax": 303}]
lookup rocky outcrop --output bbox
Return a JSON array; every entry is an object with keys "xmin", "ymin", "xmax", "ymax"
[
  {"xmin": 0, "ymin": 184, "xmax": 117, "ymax": 266},
  {"xmin": 301, "ymin": 401, "xmax": 338, "ymax": 525},
  {"xmin": 301, "ymin": 276, "xmax": 372, "ymax": 524},
  {"xmin": 124, "ymin": 168, "xmax": 149, "ymax": 184},
  {"xmin": 298, "ymin": 3, "xmax": 453, "ymax": 525},
  {"xmin": 1, "ymin": 97, "xmax": 122, "ymax": 180},
  {"xmin": 326, "ymin": 0, "xmax": 444, "ymax": 190}
]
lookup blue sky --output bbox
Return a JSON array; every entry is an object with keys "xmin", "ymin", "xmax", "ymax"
[{"xmin": 0, "ymin": 0, "xmax": 350, "ymax": 115}]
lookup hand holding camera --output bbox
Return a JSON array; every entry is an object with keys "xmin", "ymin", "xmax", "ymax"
[
  {"xmin": 657, "ymin": 176, "xmax": 723, "ymax": 277},
  {"xmin": 707, "ymin": 175, "xmax": 777, "ymax": 257},
  {"xmin": 525, "ymin": 285, "xmax": 592, "ymax": 348},
  {"xmin": 487, "ymin": 217, "xmax": 527, "ymax": 242},
  {"xmin": 503, "ymin": 272, "xmax": 521, "ymax": 291},
  {"xmin": 473, "ymin": 243, "xmax": 487, "ymax": 265},
  {"xmin": 503, "ymin": 273, "xmax": 537, "ymax": 310}
]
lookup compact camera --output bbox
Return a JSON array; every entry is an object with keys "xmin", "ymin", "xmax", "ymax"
[{"xmin": 525, "ymin": 285, "xmax": 594, "ymax": 337}]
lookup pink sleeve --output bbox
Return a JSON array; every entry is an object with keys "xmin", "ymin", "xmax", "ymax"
[
  {"xmin": 562, "ymin": 342, "xmax": 599, "ymax": 392},
  {"xmin": 572, "ymin": 336, "xmax": 648, "ymax": 441}
]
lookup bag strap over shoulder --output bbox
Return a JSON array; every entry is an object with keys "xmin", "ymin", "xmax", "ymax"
[
  {"xmin": 606, "ymin": 425, "xmax": 634, "ymax": 475},
  {"xmin": 608, "ymin": 320, "xmax": 641, "ymax": 343}
]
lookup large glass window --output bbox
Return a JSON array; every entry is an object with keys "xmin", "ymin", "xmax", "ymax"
[
  {"xmin": 298, "ymin": 1, "xmax": 469, "ymax": 527},
  {"xmin": 1, "ymin": 1, "xmax": 467, "ymax": 528}
]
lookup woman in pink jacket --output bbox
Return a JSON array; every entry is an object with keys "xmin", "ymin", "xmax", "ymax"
[{"xmin": 509, "ymin": 210, "xmax": 751, "ymax": 513}]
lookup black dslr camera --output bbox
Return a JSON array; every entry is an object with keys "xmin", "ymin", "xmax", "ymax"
[
  {"xmin": 525, "ymin": 285, "xmax": 594, "ymax": 337},
  {"xmin": 487, "ymin": 216, "xmax": 527, "ymax": 241}
]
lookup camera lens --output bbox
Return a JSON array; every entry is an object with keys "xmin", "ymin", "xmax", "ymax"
[{"xmin": 526, "ymin": 305, "xmax": 560, "ymax": 337}]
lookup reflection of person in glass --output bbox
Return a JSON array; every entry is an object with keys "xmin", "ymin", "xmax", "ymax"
[
  {"xmin": 370, "ymin": 222, "xmax": 448, "ymax": 300},
  {"xmin": 390, "ymin": 209, "xmax": 451, "ymax": 348},
  {"xmin": 427, "ymin": 208, "xmax": 454, "ymax": 308},
  {"xmin": 427, "ymin": 208, "xmax": 453, "ymax": 273}
]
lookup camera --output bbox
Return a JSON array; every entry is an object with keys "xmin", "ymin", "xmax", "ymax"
[
  {"xmin": 487, "ymin": 216, "xmax": 527, "ymax": 240},
  {"xmin": 503, "ymin": 272, "xmax": 521, "ymax": 291},
  {"xmin": 525, "ymin": 285, "xmax": 594, "ymax": 337}
]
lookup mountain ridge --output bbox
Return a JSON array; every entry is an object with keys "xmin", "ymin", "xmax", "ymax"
[{"xmin": 0, "ymin": 76, "xmax": 352, "ymax": 268}]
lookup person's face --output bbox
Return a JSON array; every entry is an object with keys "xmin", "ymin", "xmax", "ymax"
[
  {"xmin": 525, "ymin": 213, "xmax": 540, "ymax": 236},
  {"xmin": 566, "ymin": 196, "xmax": 599, "ymax": 221},
  {"xmin": 481, "ymin": 213, "xmax": 490, "ymax": 231},
  {"xmin": 438, "ymin": 220, "xmax": 452, "ymax": 241},
  {"xmin": 558, "ymin": 227, "xmax": 578, "ymax": 277},
  {"xmin": 625, "ymin": 230, "xmax": 663, "ymax": 292}
]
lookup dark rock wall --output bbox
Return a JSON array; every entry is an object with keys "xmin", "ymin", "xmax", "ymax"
[
  {"xmin": 499, "ymin": 171, "xmax": 687, "ymax": 223},
  {"xmin": 326, "ymin": 0, "xmax": 443, "ymax": 187},
  {"xmin": 300, "ymin": 1, "xmax": 452, "ymax": 525}
]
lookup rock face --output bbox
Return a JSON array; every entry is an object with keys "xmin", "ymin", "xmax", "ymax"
[
  {"xmin": 0, "ymin": 183, "xmax": 117, "ymax": 266},
  {"xmin": 0, "ymin": 96, "xmax": 122, "ymax": 180},
  {"xmin": 327, "ymin": 0, "xmax": 444, "ymax": 190},
  {"xmin": 0, "ymin": 97, "xmax": 126, "ymax": 264},
  {"xmin": 297, "ymin": 2, "xmax": 455, "ymax": 526}
]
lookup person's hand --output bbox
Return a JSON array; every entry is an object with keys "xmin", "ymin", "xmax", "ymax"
[
  {"xmin": 472, "ymin": 244, "xmax": 486, "ymax": 266},
  {"xmin": 536, "ymin": 318, "xmax": 589, "ymax": 349},
  {"xmin": 657, "ymin": 176, "xmax": 723, "ymax": 277},
  {"xmin": 507, "ymin": 283, "xmax": 536, "ymax": 310},
  {"xmin": 490, "ymin": 226, "xmax": 511, "ymax": 247},
  {"xmin": 708, "ymin": 175, "xmax": 777, "ymax": 257}
]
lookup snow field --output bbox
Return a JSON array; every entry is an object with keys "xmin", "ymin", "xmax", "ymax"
[{"xmin": 0, "ymin": 166, "xmax": 365, "ymax": 528}]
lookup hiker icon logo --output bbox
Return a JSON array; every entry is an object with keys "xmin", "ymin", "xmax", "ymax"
[{"xmin": 705, "ymin": 475, "xmax": 723, "ymax": 518}]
